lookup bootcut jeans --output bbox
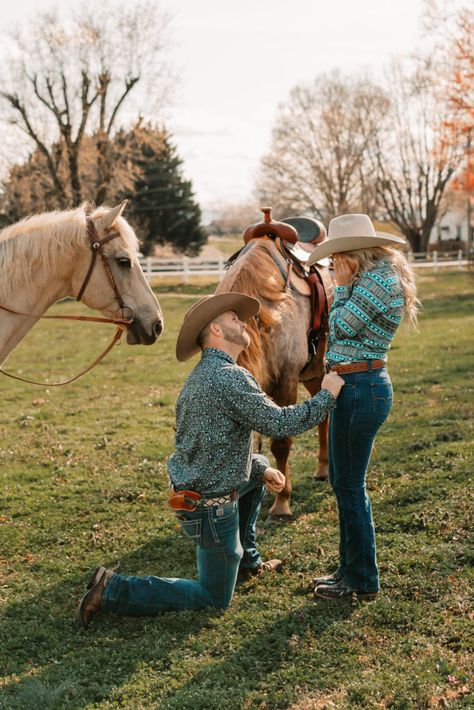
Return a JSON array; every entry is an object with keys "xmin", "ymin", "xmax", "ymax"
[
  {"xmin": 328, "ymin": 365, "xmax": 393, "ymax": 593},
  {"xmin": 101, "ymin": 475, "xmax": 267, "ymax": 615}
]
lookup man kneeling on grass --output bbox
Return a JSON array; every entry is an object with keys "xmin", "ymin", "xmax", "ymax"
[{"xmin": 76, "ymin": 292, "xmax": 344, "ymax": 628}]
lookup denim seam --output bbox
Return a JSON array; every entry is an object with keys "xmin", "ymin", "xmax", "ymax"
[
  {"xmin": 347, "ymin": 377, "xmax": 357, "ymax": 482},
  {"xmin": 208, "ymin": 511, "xmax": 221, "ymax": 545},
  {"xmin": 240, "ymin": 492, "xmax": 263, "ymax": 570},
  {"xmin": 345, "ymin": 377, "xmax": 371, "ymax": 588}
]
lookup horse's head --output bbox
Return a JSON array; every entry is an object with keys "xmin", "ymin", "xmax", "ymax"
[{"xmin": 71, "ymin": 202, "xmax": 163, "ymax": 345}]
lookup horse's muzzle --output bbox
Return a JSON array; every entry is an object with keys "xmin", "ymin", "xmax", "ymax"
[{"xmin": 126, "ymin": 317, "xmax": 163, "ymax": 345}]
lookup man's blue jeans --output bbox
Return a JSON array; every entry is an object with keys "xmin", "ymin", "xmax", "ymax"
[
  {"xmin": 328, "ymin": 366, "xmax": 393, "ymax": 593},
  {"xmin": 101, "ymin": 477, "xmax": 266, "ymax": 615}
]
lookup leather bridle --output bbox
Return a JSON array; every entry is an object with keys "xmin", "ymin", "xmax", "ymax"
[
  {"xmin": 0, "ymin": 216, "xmax": 135, "ymax": 386},
  {"xmin": 76, "ymin": 218, "xmax": 133, "ymax": 320}
]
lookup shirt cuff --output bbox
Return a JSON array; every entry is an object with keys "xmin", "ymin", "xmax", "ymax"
[
  {"xmin": 250, "ymin": 453, "xmax": 269, "ymax": 483},
  {"xmin": 317, "ymin": 388, "xmax": 337, "ymax": 412},
  {"xmin": 333, "ymin": 285, "xmax": 351, "ymax": 303}
]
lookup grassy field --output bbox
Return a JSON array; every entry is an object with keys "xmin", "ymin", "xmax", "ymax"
[{"xmin": 0, "ymin": 271, "xmax": 473, "ymax": 710}]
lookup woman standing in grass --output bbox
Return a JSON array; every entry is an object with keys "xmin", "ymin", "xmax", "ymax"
[{"xmin": 307, "ymin": 214, "xmax": 419, "ymax": 601}]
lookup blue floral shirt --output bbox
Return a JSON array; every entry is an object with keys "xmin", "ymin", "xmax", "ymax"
[{"xmin": 168, "ymin": 348, "xmax": 336, "ymax": 496}]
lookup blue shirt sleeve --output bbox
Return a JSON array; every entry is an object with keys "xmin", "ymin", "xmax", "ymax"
[
  {"xmin": 218, "ymin": 366, "xmax": 335, "ymax": 438},
  {"xmin": 330, "ymin": 272, "xmax": 393, "ymax": 341}
]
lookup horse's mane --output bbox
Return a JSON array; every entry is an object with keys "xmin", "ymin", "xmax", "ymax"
[
  {"xmin": 216, "ymin": 238, "xmax": 294, "ymax": 387},
  {"xmin": 0, "ymin": 205, "xmax": 138, "ymax": 300}
]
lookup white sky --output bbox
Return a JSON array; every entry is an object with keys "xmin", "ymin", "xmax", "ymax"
[{"xmin": 0, "ymin": 0, "xmax": 446, "ymax": 211}]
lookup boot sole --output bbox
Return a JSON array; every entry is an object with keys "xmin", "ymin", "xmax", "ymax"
[
  {"xmin": 75, "ymin": 569, "xmax": 108, "ymax": 630},
  {"xmin": 314, "ymin": 588, "xmax": 378, "ymax": 601}
]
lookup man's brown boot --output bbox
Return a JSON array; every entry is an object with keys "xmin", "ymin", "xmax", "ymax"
[
  {"xmin": 75, "ymin": 567, "xmax": 114, "ymax": 630},
  {"xmin": 238, "ymin": 558, "xmax": 283, "ymax": 580}
]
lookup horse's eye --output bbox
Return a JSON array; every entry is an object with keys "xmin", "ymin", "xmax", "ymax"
[{"xmin": 117, "ymin": 257, "xmax": 132, "ymax": 269}]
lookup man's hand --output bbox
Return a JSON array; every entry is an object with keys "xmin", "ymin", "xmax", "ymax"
[
  {"xmin": 263, "ymin": 467, "xmax": 285, "ymax": 493},
  {"xmin": 321, "ymin": 371, "xmax": 345, "ymax": 398}
]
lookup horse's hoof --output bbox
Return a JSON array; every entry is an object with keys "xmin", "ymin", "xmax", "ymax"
[
  {"xmin": 265, "ymin": 513, "xmax": 294, "ymax": 526},
  {"xmin": 313, "ymin": 474, "xmax": 328, "ymax": 482}
]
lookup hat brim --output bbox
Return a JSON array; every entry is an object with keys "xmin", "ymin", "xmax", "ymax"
[
  {"xmin": 176, "ymin": 292, "xmax": 260, "ymax": 362},
  {"xmin": 307, "ymin": 231, "xmax": 406, "ymax": 266}
]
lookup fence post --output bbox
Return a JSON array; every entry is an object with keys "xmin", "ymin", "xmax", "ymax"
[
  {"xmin": 218, "ymin": 256, "xmax": 224, "ymax": 278},
  {"xmin": 433, "ymin": 250, "xmax": 438, "ymax": 273},
  {"xmin": 457, "ymin": 249, "xmax": 463, "ymax": 270},
  {"xmin": 146, "ymin": 256, "xmax": 152, "ymax": 282},
  {"xmin": 183, "ymin": 256, "xmax": 189, "ymax": 284}
]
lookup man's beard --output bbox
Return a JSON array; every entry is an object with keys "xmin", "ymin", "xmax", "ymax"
[{"xmin": 221, "ymin": 324, "xmax": 250, "ymax": 348}]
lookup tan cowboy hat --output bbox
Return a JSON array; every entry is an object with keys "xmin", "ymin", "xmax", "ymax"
[
  {"xmin": 307, "ymin": 214, "xmax": 406, "ymax": 266},
  {"xmin": 176, "ymin": 292, "xmax": 260, "ymax": 362}
]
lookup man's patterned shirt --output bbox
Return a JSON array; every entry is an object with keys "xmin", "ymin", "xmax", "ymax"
[
  {"xmin": 168, "ymin": 348, "xmax": 336, "ymax": 496},
  {"xmin": 326, "ymin": 261, "xmax": 405, "ymax": 365}
]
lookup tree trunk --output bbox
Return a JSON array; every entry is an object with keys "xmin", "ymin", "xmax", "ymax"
[{"xmin": 68, "ymin": 148, "xmax": 82, "ymax": 206}]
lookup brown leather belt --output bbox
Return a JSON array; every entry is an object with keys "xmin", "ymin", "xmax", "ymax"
[
  {"xmin": 328, "ymin": 359, "xmax": 386, "ymax": 375},
  {"xmin": 168, "ymin": 488, "xmax": 238, "ymax": 512}
]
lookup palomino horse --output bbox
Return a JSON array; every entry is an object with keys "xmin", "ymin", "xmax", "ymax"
[
  {"xmin": 0, "ymin": 201, "xmax": 163, "ymax": 372},
  {"xmin": 216, "ymin": 229, "xmax": 330, "ymax": 523}
]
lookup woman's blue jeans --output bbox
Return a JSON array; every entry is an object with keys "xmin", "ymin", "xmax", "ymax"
[
  {"xmin": 101, "ymin": 477, "xmax": 266, "ymax": 615},
  {"xmin": 328, "ymin": 366, "xmax": 393, "ymax": 593}
]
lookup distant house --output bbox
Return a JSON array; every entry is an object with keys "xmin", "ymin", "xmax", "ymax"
[{"xmin": 429, "ymin": 204, "xmax": 473, "ymax": 253}]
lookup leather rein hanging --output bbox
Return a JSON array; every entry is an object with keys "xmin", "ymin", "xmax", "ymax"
[{"xmin": 0, "ymin": 217, "xmax": 134, "ymax": 386}]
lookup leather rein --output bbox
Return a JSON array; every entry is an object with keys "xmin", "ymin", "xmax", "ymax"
[{"xmin": 0, "ymin": 217, "xmax": 134, "ymax": 386}]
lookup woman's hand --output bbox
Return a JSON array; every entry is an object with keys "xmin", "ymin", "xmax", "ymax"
[
  {"xmin": 263, "ymin": 467, "xmax": 286, "ymax": 493},
  {"xmin": 334, "ymin": 254, "xmax": 356, "ymax": 286},
  {"xmin": 321, "ymin": 371, "xmax": 345, "ymax": 398}
]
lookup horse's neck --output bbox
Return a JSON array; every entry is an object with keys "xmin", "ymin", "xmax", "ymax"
[{"xmin": 0, "ymin": 224, "xmax": 76, "ymax": 365}]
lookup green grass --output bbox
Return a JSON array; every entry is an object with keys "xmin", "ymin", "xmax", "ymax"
[
  {"xmin": 208, "ymin": 235, "xmax": 243, "ymax": 256},
  {"xmin": 0, "ymin": 272, "xmax": 473, "ymax": 709}
]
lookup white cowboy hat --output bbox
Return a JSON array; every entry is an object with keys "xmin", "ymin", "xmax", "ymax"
[
  {"xmin": 176, "ymin": 292, "xmax": 260, "ymax": 362},
  {"xmin": 307, "ymin": 214, "xmax": 406, "ymax": 266}
]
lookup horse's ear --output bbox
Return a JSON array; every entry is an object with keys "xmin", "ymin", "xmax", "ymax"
[{"xmin": 98, "ymin": 200, "xmax": 128, "ymax": 231}]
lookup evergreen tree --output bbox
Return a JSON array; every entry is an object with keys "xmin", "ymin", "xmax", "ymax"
[
  {"xmin": 1, "ymin": 121, "xmax": 207, "ymax": 256},
  {"xmin": 120, "ymin": 122, "xmax": 207, "ymax": 255}
]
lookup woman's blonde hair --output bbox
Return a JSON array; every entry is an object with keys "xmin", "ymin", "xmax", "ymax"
[{"xmin": 338, "ymin": 246, "xmax": 420, "ymax": 327}]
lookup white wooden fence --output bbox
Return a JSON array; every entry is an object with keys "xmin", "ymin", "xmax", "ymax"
[
  {"xmin": 139, "ymin": 255, "xmax": 227, "ymax": 283},
  {"xmin": 408, "ymin": 250, "xmax": 468, "ymax": 271},
  {"xmin": 139, "ymin": 250, "xmax": 469, "ymax": 282}
]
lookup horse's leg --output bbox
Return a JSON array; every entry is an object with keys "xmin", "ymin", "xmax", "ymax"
[
  {"xmin": 267, "ymin": 381, "xmax": 298, "ymax": 523},
  {"xmin": 303, "ymin": 376, "xmax": 329, "ymax": 481}
]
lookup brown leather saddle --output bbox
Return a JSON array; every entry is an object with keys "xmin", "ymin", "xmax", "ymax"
[{"xmin": 229, "ymin": 208, "xmax": 334, "ymax": 366}]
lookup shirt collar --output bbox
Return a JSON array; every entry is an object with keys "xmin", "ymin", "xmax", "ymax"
[{"xmin": 201, "ymin": 347, "xmax": 236, "ymax": 365}]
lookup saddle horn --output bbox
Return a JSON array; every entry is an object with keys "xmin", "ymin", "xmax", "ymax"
[{"xmin": 243, "ymin": 207, "xmax": 299, "ymax": 245}]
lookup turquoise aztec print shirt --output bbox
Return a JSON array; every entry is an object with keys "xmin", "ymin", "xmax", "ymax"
[
  {"xmin": 168, "ymin": 348, "xmax": 336, "ymax": 497},
  {"xmin": 326, "ymin": 260, "xmax": 405, "ymax": 365}
]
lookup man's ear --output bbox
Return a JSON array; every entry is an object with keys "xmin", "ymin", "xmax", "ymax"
[{"xmin": 209, "ymin": 321, "xmax": 223, "ymax": 337}]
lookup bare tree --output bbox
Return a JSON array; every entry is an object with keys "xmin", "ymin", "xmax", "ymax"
[
  {"xmin": 0, "ymin": 1, "xmax": 174, "ymax": 207},
  {"xmin": 423, "ymin": 2, "xmax": 474, "ymax": 251},
  {"xmin": 256, "ymin": 72, "xmax": 389, "ymax": 221},
  {"xmin": 371, "ymin": 60, "xmax": 464, "ymax": 252},
  {"xmin": 206, "ymin": 201, "xmax": 264, "ymax": 237}
]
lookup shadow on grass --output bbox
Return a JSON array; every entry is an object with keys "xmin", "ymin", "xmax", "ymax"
[
  {"xmin": 0, "ymin": 490, "xmax": 340, "ymax": 710},
  {"xmin": 0, "ymin": 536, "xmax": 351, "ymax": 710},
  {"xmin": 0, "ymin": 529, "xmax": 207, "ymax": 708},
  {"xmin": 155, "ymin": 603, "xmax": 354, "ymax": 710},
  {"xmin": 1, "ymin": 587, "xmax": 352, "ymax": 710}
]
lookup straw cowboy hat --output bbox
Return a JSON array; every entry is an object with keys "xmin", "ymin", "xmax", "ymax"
[
  {"xmin": 176, "ymin": 292, "xmax": 260, "ymax": 362},
  {"xmin": 307, "ymin": 214, "xmax": 405, "ymax": 266}
]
